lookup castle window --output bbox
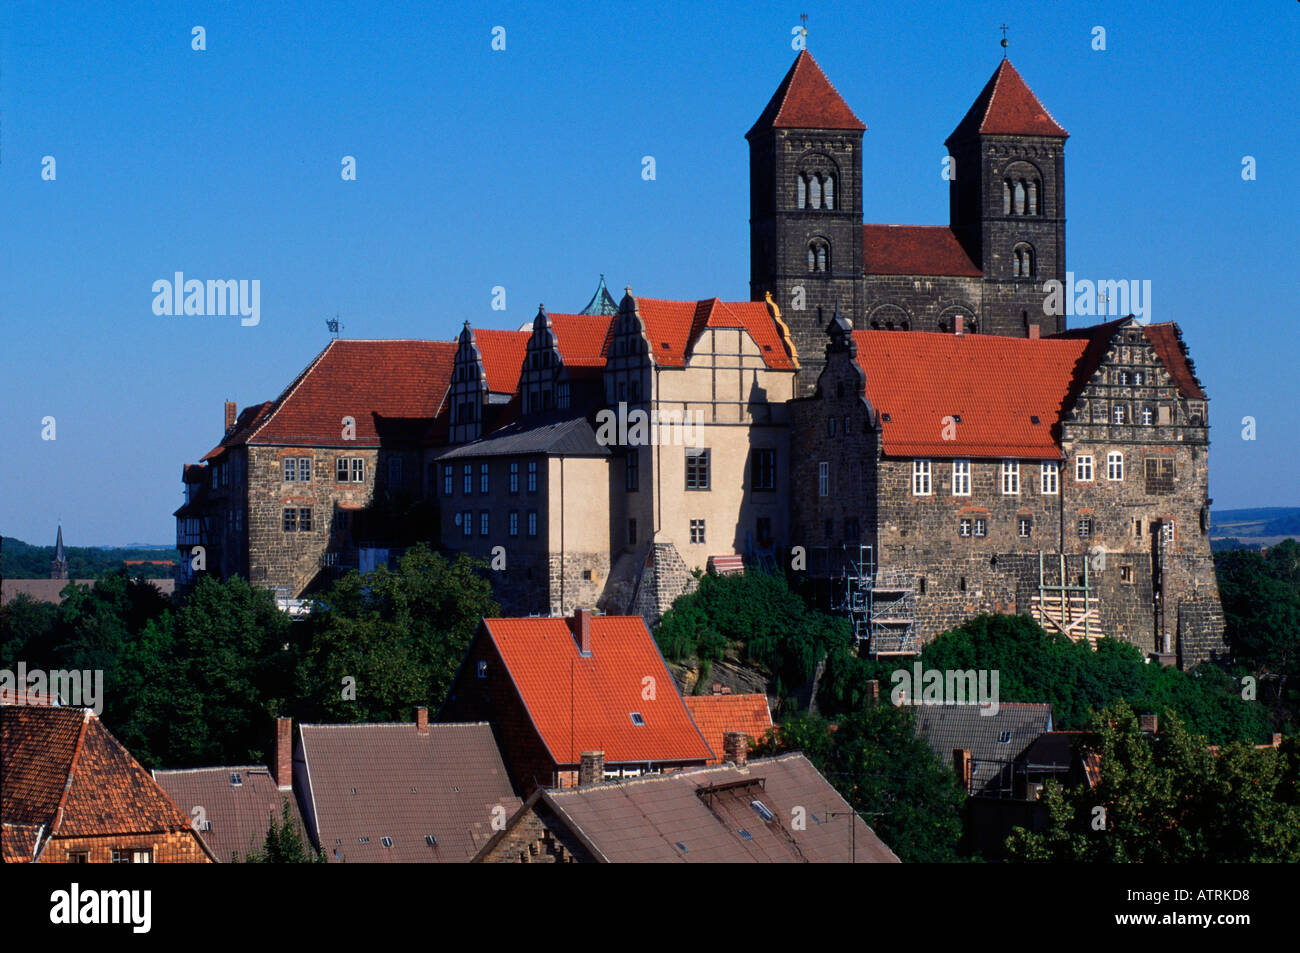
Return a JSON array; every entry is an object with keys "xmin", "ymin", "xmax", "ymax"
[
  {"xmin": 828, "ymin": 417, "xmax": 836, "ymax": 437},
  {"xmin": 509, "ymin": 461, "xmax": 519, "ymax": 494},
  {"xmin": 480, "ymin": 511, "xmax": 489, "ymax": 536},
  {"xmin": 823, "ymin": 174, "xmax": 834, "ymax": 210},
  {"xmin": 685, "ymin": 448, "xmax": 711, "ymax": 490},
  {"xmin": 1107, "ymin": 452, "xmax": 1124, "ymax": 481},
  {"xmin": 1120, "ymin": 565, "xmax": 1133, "ymax": 583},
  {"xmin": 808, "ymin": 240, "xmax": 829, "ymax": 272},
  {"xmin": 751, "ymin": 448, "xmax": 776, "ymax": 491},
  {"xmin": 509, "ymin": 511, "xmax": 518, "ymax": 537},
  {"xmin": 912, "ymin": 459, "xmax": 932, "ymax": 496},
  {"xmin": 284, "ymin": 458, "xmax": 297, "ymax": 482},
  {"xmin": 1041, "ymin": 462, "xmax": 1059, "ymax": 494},
  {"xmin": 527, "ymin": 460, "xmax": 538, "ymax": 493},
  {"xmin": 352, "ymin": 458, "xmax": 365, "ymax": 482},
  {"xmin": 1133, "ymin": 371, "xmax": 1143, "ymax": 386},
  {"xmin": 1076, "ymin": 455, "xmax": 1094, "ymax": 482},
  {"xmin": 628, "ymin": 518, "xmax": 637, "ymax": 545},
  {"xmin": 808, "ymin": 246, "xmax": 816, "ymax": 270},
  {"xmin": 1003, "ymin": 179, "xmax": 1012, "ymax": 215},
  {"xmin": 1113, "ymin": 405, "xmax": 1126, "ymax": 425},
  {"xmin": 444, "ymin": 465, "xmax": 454, "ymax": 496},
  {"xmin": 282, "ymin": 508, "xmax": 297, "ymax": 533},
  {"xmin": 1013, "ymin": 244, "xmax": 1035, "ymax": 278},
  {"xmin": 1078, "ymin": 517, "xmax": 1093, "ymax": 538},
  {"xmin": 959, "ymin": 518, "xmax": 972, "ymax": 538},
  {"xmin": 462, "ymin": 511, "xmax": 472, "ymax": 537},
  {"xmin": 527, "ymin": 510, "xmax": 538, "ymax": 537},
  {"xmin": 797, "ymin": 174, "xmax": 807, "ymax": 208},
  {"xmin": 463, "ymin": 464, "xmax": 473, "ymax": 494},
  {"xmin": 626, "ymin": 450, "xmax": 639, "ymax": 491},
  {"xmin": 818, "ymin": 462, "xmax": 829, "ymax": 498},
  {"xmin": 809, "ymin": 174, "xmax": 821, "ymax": 209},
  {"xmin": 1014, "ymin": 180, "xmax": 1026, "ymax": 215},
  {"xmin": 388, "ymin": 456, "xmax": 404, "ymax": 486},
  {"xmin": 1145, "ymin": 457, "xmax": 1175, "ymax": 495},
  {"xmin": 479, "ymin": 462, "xmax": 489, "ymax": 494},
  {"xmin": 1119, "ymin": 371, "xmax": 1129, "ymax": 386},
  {"xmin": 1142, "ymin": 407, "xmax": 1154, "ymax": 425},
  {"xmin": 690, "ymin": 519, "xmax": 706, "ymax": 544},
  {"xmin": 973, "ymin": 519, "xmax": 987, "ymax": 537},
  {"xmin": 1018, "ymin": 516, "xmax": 1032, "ymax": 538},
  {"xmin": 952, "ymin": 459, "xmax": 971, "ymax": 496},
  {"xmin": 557, "ymin": 382, "xmax": 570, "ymax": 409},
  {"xmin": 1000, "ymin": 461, "xmax": 1020, "ymax": 495},
  {"xmin": 1162, "ymin": 520, "xmax": 1176, "ymax": 545},
  {"xmin": 1027, "ymin": 180, "xmax": 1039, "ymax": 215}
]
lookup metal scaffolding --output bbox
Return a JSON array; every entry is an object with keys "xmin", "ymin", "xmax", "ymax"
[{"xmin": 836, "ymin": 545, "xmax": 919, "ymax": 657}]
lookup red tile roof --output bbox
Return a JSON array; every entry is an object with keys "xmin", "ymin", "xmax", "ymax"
[
  {"xmin": 482, "ymin": 616, "xmax": 714, "ymax": 766},
  {"xmin": 632, "ymin": 297, "xmax": 797, "ymax": 370},
  {"xmin": 747, "ymin": 50, "xmax": 865, "ymax": 137},
  {"xmin": 863, "ymin": 225, "xmax": 982, "ymax": 278},
  {"xmin": 242, "ymin": 339, "xmax": 457, "ymax": 448},
  {"xmin": 852, "ymin": 329, "xmax": 1088, "ymax": 459},
  {"xmin": 471, "ymin": 329, "xmax": 530, "ymax": 393},
  {"xmin": 548, "ymin": 313, "xmax": 614, "ymax": 367},
  {"xmin": 948, "ymin": 59, "xmax": 1068, "ymax": 141},
  {"xmin": 201, "ymin": 402, "xmax": 273, "ymax": 460},
  {"xmin": 683, "ymin": 693, "xmax": 774, "ymax": 765},
  {"xmin": 1, "ymin": 705, "xmax": 213, "ymax": 861},
  {"xmin": 1143, "ymin": 323, "xmax": 1206, "ymax": 399}
]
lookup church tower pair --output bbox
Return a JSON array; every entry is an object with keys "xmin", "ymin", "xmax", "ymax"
[{"xmin": 748, "ymin": 49, "xmax": 1069, "ymax": 390}]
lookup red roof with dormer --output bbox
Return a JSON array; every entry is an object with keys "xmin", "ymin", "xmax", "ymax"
[
  {"xmin": 747, "ymin": 50, "xmax": 865, "ymax": 138},
  {"xmin": 863, "ymin": 225, "xmax": 983, "ymax": 277},
  {"xmin": 633, "ymin": 297, "xmax": 797, "ymax": 370},
  {"xmin": 947, "ymin": 59, "xmax": 1068, "ymax": 142},
  {"xmin": 479, "ymin": 615, "xmax": 715, "ymax": 766}
]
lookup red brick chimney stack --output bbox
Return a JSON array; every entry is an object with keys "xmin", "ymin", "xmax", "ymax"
[
  {"xmin": 571, "ymin": 608, "xmax": 592, "ymax": 655},
  {"xmin": 579, "ymin": 750, "xmax": 604, "ymax": 786},
  {"xmin": 1028, "ymin": 324, "xmax": 1041, "ymax": 340},
  {"xmin": 224, "ymin": 400, "xmax": 237, "ymax": 432},
  {"xmin": 275, "ymin": 717, "xmax": 293, "ymax": 791},
  {"xmin": 415, "ymin": 706, "xmax": 429, "ymax": 735},
  {"xmin": 954, "ymin": 315, "xmax": 964, "ymax": 336},
  {"xmin": 953, "ymin": 748, "xmax": 972, "ymax": 794},
  {"xmin": 723, "ymin": 732, "xmax": 749, "ymax": 767}
]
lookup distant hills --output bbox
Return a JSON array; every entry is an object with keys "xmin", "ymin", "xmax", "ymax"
[
  {"xmin": 1211, "ymin": 507, "xmax": 1300, "ymax": 551},
  {"xmin": 0, "ymin": 537, "xmax": 175, "ymax": 580}
]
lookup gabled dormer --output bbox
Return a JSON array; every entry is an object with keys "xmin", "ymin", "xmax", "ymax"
[
  {"xmin": 520, "ymin": 305, "xmax": 570, "ymax": 416},
  {"xmin": 604, "ymin": 290, "xmax": 654, "ymax": 407},
  {"xmin": 449, "ymin": 322, "xmax": 490, "ymax": 444}
]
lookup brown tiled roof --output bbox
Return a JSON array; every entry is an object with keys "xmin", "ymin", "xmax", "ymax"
[
  {"xmin": 1143, "ymin": 323, "xmax": 1206, "ymax": 399},
  {"xmin": 153, "ymin": 765, "xmax": 304, "ymax": 863},
  {"xmin": 2, "ymin": 822, "xmax": 43, "ymax": 862},
  {"xmin": 1, "ymin": 706, "xmax": 212, "ymax": 861},
  {"xmin": 632, "ymin": 297, "xmax": 797, "ymax": 370},
  {"xmin": 683, "ymin": 694, "xmax": 774, "ymax": 765},
  {"xmin": 747, "ymin": 50, "xmax": 866, "ymax": 137},
  {"xmin": 297, "ymin": 721, "xmax": 521, "ymax": 863},
  {"xmin": 947, "ymin": 59, "xmax": 1068, "ymax": 141},
  {"xmin": 489, "ymin": 753, "xmax": 898, "ymax": 863},
  {"xmin": 863, "ymin": 225, "xmax": 982, "ymax": 277}
]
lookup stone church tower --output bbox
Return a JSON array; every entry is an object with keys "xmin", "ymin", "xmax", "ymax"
[
  {"xmin": 50, "ymin": 525, "xmax": 69, "ymax": 580},
  {"xmin": 750, "ymin": 51, "xmax": 1071, "ymax": 392}
]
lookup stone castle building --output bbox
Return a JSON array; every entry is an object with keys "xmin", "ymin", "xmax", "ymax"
[{"xmin": 176, "ymin": 52, "xmax": 1227, "ymax": 667}]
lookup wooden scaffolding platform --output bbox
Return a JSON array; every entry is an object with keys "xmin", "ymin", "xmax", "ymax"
[{"xmin": 1030, "ymin": 552, "xmax": 1101, "ymax": 646}]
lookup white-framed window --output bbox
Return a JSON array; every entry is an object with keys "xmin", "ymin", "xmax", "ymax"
[
  {"xmin": 1142, "ymin": 407, "xmax": 1153, "ymax": 425},
  {"xmin": 351, "ymin": 458, "xmax": 364, "ymax": 483},
  {"xmin": 818, "ymin": 462, "xmax": 829, "ymax": 498},
  {"xmin": 1076, "ymin": 455, "xmax": 1094, "ymax": 482},
  {"xmin": 1018, "ymin": 516, "xmax": 1032, "ymax": 538},
  {"xmin": 685, "ymin": 448, "xmax": 710, "ymax": 489},
  {"xmin": 974, "ymin": 518, "xmax": 987, "ymax": 537},
  {"xmin": 1113, "ymin": 405, "xmax": 1126, "ymax": 424},
  {"xmin": 912, "ymin": 459, "xmax": 932, "ymax": 496},
  {"xmin": 952, "ymin": 459, "xmax": 971, "ymax": 496},
  {"xmin": 1161, "ymin": 520, "xmax": 1175, "ymax": 545},
  {"xmin": 1041, "ymin": 462, "xmax": 1059, "ymax": 494},
  {"xmin": 959, "ymin": 518, "xmax": 972, "ymax": 537},
  {"xmin": 298, "ymin": 457, "xmax": 311, "ymax": 482},
  {"xmin": 1000, "ymin": 461, "xmax": 1020, "ymax": 495},
  {"xmin": 1107, "ymin": 452, "xmax": 1124, "ymax": 481},
  {"xmin": 284, "ymin": 458, "xmax": 297, "ymax": 482}
]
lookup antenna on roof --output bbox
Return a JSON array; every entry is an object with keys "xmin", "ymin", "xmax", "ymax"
[
  {"xmin": 325, "ymin": 313, "xmax": 344, "ymax": 338},
  {"xmin": 1000, "ymin": 24, "xmax": 1009, "ymax": 57}
]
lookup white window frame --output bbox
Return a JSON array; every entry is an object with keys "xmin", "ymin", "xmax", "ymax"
[
  {"xmin": 1107, "ymin": 452, "xmax": 1124, "ymax": 481},
  {"xmin": 1000, "ymin": 461, "xmax": 1020, "ymax": 495},
  {"xmin": 959, "ymin": 518, "xmax": 972, "ymax": 537},
  {"xmin": 1113, "ymin": 405, "xmax": 1126, "ymax": 425},
  {"xmin": 1076, "ymin": 455, "xmax": 1094, "ymax": 482},
  {"xmin": 1040, "ymin": 462, "xmax": 1059, "ymax": 495},
  {"xmin": 1018, "ymin": 516, "xmax": 1031, "ymax": 538},
  {"xmin": 952, "ymin": 459, "xmax": 971, "ymax": 496},
  {"xmin": 973, "ymin": 518, "xmax": 987, "ymax": 537},
  {"xmin": 912, "ymin": 459, "xmax": 932, "ymax": 496},
  {"xmin": 284, "ymin": 459, "xmax": 297, "ymax": 482}
]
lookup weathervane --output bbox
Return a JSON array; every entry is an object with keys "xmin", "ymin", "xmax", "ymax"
[
  {"xmin": 325, "ymin": 313, "xmax": 344, "ymax": 338},
  {"xmin": 1000, "ymin": 24, "xmax": 1009, "ymax": 57},
  {"xmin": 800, "ymin": 13, "xmax": 808, "ymax": 43}
]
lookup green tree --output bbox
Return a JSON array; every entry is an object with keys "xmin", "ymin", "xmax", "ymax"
[{"xmin": 244, "ymin": 800, "xmax": 326, "ymax": 863}]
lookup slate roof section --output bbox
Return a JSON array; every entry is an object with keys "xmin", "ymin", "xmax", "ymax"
[
  {"xmin": 489, "ymin": 753, "xmax": 899, "ymax": 863},
  {"xmin": 434, "ymin": 413, "xmax": 611, "ymax": 460},
  {"xmin": 480, "ymin": 616, "xmax": 715, "ymax": 766},
  {"xmin": 633, "ymin": 297, "xmax": 797, "ymax": 371},
  {"xmin": 947, "ymin": 59, "xmax": 1068, "ymax": 142},
  {"xmin": 683, "ymin": 694, "xmax": 774, "ymax": 765},
  {"xmin": 747, "ymin": 50, "xmax": 866, "ymax": 137},
  {"xmin": 913, "ymin": 702, "xmax": 1053, "ymax": 794},
  {"xmin": 153, "ymin": 765, "xmax": 305, "ymax": 863},
  {"xmin": 296, "ymin": 721, "xmax": 520, "ymax": 863},
  {"xmin": 863, "ymin": 225, "xmax": 983, "ymax": 278},
  {"xmin": 241, "ymin": 339, "xmax": 458, "ymax": 448},
  {"xmin": 852, "ymin": 329, "xmax": 1088, "ymax": 459},
  {"xmin": 1, "ymin": 705, "xmax": 213, "ymax": 861}
]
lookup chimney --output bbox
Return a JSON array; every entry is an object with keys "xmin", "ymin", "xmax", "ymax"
[
  {"xmin": 953, "ymin": 315, "xmax": 964, "ymax": 336},
  {"xmin": 224, "ymin": 400, "xmax": 237, "ymax": 433},
  {"xmin": 415, "ymin": 706, "xmax": 429, "ymax": 735},
  {"xmin": 275, "ymin": 717, "xmax": 293, "ymax": 791},
  {"xmin": 865, "ymin": 679, "xmax": 880, "ymax": 706},
  {"xmin": 1028, "ymin": 324, "xmax": 1041, "ymax": 340},
  {"xmin": 1139, "ymin": 714, "xmax": 1159, "ymax": 735},
  {"xmin": 723, "ymin": 732, "xmax": 749, "ymax": 767},
  {"xmin": 571, "ymin": 607, "xmax": 592, "ymax": 655},
  {"xmin": 953, "ymin": 748, "xmax": 972, "ymax": 795},
  {"xmin": 578, "ymin": 750, "xmax": 605, "ymax": 787}
]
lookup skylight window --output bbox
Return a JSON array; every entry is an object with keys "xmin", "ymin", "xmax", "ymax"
[
  {"xmin": 381, "ymin": 837, "xmax": 394, "ymax": 848},
  {"xmin": 426, "ymin": 835, "xmax": 438, "ymax": 847},
  {"xmin": 675, "ymin": 842, "xmax": 688, "ymax": 853},
  {"xmin": 750, "ymin": 800, "xmax": 775, "ymax": 823},
  {"xmin": 880, "ymin": 413, "xmax": 891, "ymax": 423},
  {"xmin": 997, "ymin": 730, "xmax": 1012, "ymax": 744},
  {"xmin": 230, "ymin": 773, "xmax": 242, "ymax": 786},
  {"xmin": 358, "ymin": 836, "xmax": 370, "ymax": 844},
  {"xmin": 1030, "ymin": 415, "xmax": 1041, "ymax": 425},
  {"xmin": 630, "ymin": 712, "xmax": 646, "ymax": 726},
  {"xmin": 738, "ymin": 829, "xmax": 754, "ymax": 841}
]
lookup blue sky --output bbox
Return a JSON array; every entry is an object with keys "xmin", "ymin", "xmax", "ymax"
[{"xmin": 1, "ymin": 0, "xmax": 1296, "ymax": 545}]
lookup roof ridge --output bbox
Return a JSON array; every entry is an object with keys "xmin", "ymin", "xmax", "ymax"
[
  {"xmin": 244, "ymin": 340, "xmax": 336, "ymax": 445},
  {"xmin": 46, "ymin": 709, "xmax": 92, "ymax": 843}
]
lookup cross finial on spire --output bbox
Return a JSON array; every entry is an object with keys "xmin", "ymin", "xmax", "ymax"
[{"xmin": 1000, "ymin": 24, "xmax": 1009, "ymax": 57}]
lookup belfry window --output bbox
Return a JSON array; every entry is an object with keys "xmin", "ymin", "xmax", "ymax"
[
  {"xmin": 1003, "ymin": 179, "xmax": 1012, "ymax": 215},
  {"xmin": 797, "ymin": 175, "xmax": 806, "ymax": 209},
  {"xmin": 822, "ymin": 174, "xmax": 834, "ymax": 209},
  {"xmin": 1013, "ymin": 180, "xmax": 1026, "ymax": 215},
  {"xmin": 809, "ymin": 174, "xmax": 821, "ymax": 209},
  {"xmin": 808, "ymin": 240, "xmax": 829, "ymax": 273},
  {"xmin": 1027, "ymin": 180, "xmax": 1039, "ymax": 215}
]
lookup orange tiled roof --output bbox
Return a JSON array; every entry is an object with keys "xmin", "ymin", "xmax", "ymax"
[
  {"xmin": 863, "ymin": 225, "xmax": 983, "ymax": 278},
  {"xmin": 472, "ymin": 329, "xmax": 530, "ymax": 393},
  {"xmin": 634, "ymin": 297, "xmax": 796, "ymax": 370},
  {"xmin": 549, "ymin": 313, "xmax": 614, "ymax": 367},
  {"xmin": 1, "ymin": 706, "xmax": 211, "ymax": 861},
  {"xmin": 683, "ymin": 693, "xmax": 774, "ymax": 765},
  {"xmin": 948, "ymin": 59, "xmax": 1068, "ymax": 141},
  {"xmin": 853, "ymin": 329, "xmax": 1089, "ymax": 459},
  {"xmin": 240, "ymin": 339, "xmax": 457, "ymax": 448},
  {"xmin": 747, "ymin": 50, "xmax": 866, "ymax": 137},
  {"xmin": 482, "ymin": 616, "xmax": 714, "ymax": 766}
]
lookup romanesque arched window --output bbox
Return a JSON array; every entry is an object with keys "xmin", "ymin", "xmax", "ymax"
[
  {"xmin": 1027, "ymin": 179, "xmax": 1039, "ymax": 215},
  {"xmin": 1003, "ymin": 179, "xmax": 1012, "ymax": 215},
  {"xmin": 809, "ymin": 175, "xmax": 822, "ymax": 209},
  {"xmin": 807, "ymin": 246, "xmax": 816, "ymax": 271},
  {"xmin": 823, "ymin": 174, "xmax": 834, "ymax": 210},
  {"xmin": 1013, "ymin": 243, "xmax": 1035, "ymax": 278},
  {"xmin": 797, "ymin": 174, "xmax": 806, "ymax": 209},
  {"xmin": 809, "ymin": 239, "xmax": 829, "ymax": 272},
  {"xmin": 1014, "ymin": 180, "xmax": 1026, "ymax": 215}
]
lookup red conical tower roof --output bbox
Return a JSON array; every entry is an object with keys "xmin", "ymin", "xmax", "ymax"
[
  {"xmin": 747, "ymin": 50, "xmax": 865, "ymax": 139},
  {"xmin": 947, "ymin": 59, "xmax": 1067, "ymax": 142}
]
